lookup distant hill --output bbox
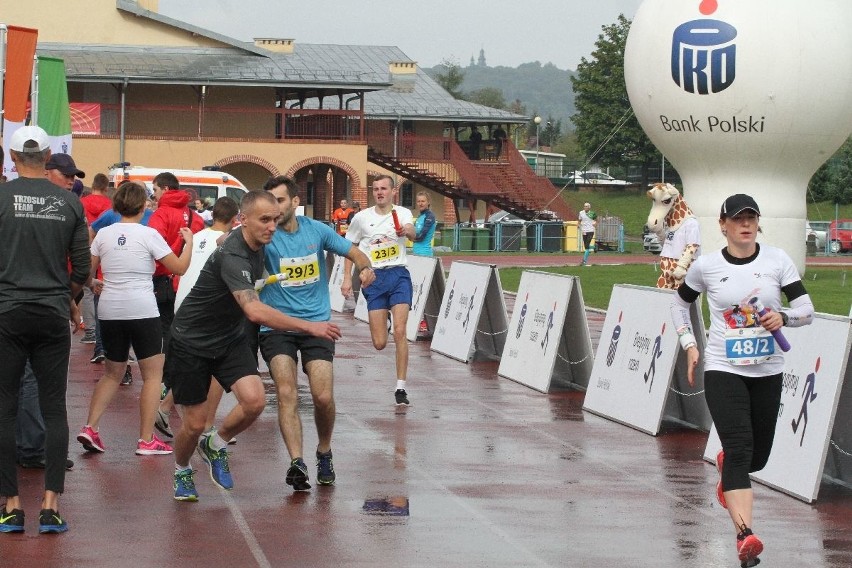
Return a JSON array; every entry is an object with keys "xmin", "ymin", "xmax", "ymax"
[{"xmin": 423, "ymin": 61, "xmax": 577, "ymax": 129}]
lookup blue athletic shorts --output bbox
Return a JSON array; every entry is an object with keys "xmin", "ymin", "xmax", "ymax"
[{"xmin": 363, "ymin": 265, "xmax": 412, "ymax": 311}]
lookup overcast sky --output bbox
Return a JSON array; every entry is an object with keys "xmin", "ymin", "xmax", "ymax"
[{"xmin": 158, "ymin": 0, "xmax": 644, "ymax": 71}]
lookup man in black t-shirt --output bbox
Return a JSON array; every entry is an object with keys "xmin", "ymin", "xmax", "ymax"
[
  {"xmin": 0, "ymin": 126, "xmax": 90, "ymax": 534},
  {"xmin": 166, "ymin": 190, "xmax": 342, "ymax": 502}
]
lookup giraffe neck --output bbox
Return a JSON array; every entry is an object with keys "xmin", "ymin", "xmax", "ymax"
[{"xmin": 665, "ymin": 197, "xmax": 694, "ymax": 230}]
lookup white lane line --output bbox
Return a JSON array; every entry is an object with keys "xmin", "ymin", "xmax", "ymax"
[{"xmin": 219, "ymin": 488, "xmax": 272, "ymax": 568}]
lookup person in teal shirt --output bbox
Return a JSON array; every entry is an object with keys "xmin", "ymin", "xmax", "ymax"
[
  {"xmin": 412, "ymin": 191, "xmax": 437, "ymax": 256},
  {"xmin": 259, "ymin": 176, "xmax": 373, "ymax": 492}
]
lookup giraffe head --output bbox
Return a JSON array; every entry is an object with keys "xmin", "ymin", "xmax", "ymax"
[{"xmin": 646, "ymin": 182, "xmax": 693, "ymax": 234}]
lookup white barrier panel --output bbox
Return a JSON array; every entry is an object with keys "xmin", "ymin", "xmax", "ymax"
[
  {"xmin": 352, "ymin": 255, "xmax": 446, "ymax": 343},
  {"xmin": 703, "ymin": 313, "xmax": 852, "ymax": 502},
  {"xmin": 354, "ymin": 285, "xmax": 368, "ymax": 322},
  {"xmin": 498, "ymin": 271, "xmax": 594, "ymax": 392},
  {"xmin": 431, "ymin": 261, "xmax": 507, "ymax": 363},
  {"xmin": 583, "ymin": 284, "xmax": 707, "ymax": 435},
  {"xmin": 328, "ymin": 255, "xmax": 347, "ymax": 313},
  {"xmin": 407, "ymin": 255, "xmax": 446, "ymax": 342}
]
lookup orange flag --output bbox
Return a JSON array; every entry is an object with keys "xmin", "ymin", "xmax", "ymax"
[
  {"xmin": 3, "ymin": 25, "xmax": 38, "ymax": 123},
  {"xmin": 3, "ymin": 25, "xmax": 39, "ymax": 178}
]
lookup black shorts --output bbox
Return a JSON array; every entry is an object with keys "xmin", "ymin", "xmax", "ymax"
[
  {"xmin": 99, "ymin": 317, "xmax": 163, "ymax": 362},
  {"xmin": 259, "ymin": 331, "xmax": 335, "ymax": 373},
  {"xmin": 164, "ymin": 337, "xmax": 259, "ymax": 406}
]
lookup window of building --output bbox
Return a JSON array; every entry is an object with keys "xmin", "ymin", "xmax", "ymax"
[{"xmin": 401, "ymin": 183, "xmax": 414, "ymax": 207}]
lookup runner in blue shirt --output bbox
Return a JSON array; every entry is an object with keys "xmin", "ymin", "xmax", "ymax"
[{"xmin": 259, "ymin": 176, "xmax": 374, "ymax": 492}]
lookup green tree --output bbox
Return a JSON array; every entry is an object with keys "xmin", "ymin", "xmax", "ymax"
[
  {"xmin": 466, "ymin": 87, "xmax": 508, "ymax": 110},
  {"xmin": 809, "ymin": 136, "xmax": 852, "ymax": 204},
  {"xmin": 571, "ymin": 14, "xmax": 660, "ymax": 182},
  {"xmin": 434, "ymin": 58, "xmax": 465, "ymax": 99}
]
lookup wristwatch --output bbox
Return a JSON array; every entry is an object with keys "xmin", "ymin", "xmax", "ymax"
[{"xmin": 780, "ymin": 312, "xmax": 789, "ymax": 326}]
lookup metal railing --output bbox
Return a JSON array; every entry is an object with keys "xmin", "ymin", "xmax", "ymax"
[{"xmin": 79, "ymin": 103, "xmax": 365, "ymax": 141}]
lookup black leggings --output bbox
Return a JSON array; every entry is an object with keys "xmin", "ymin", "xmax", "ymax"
[{"xmin": 704, "ymin": 370, "xmax": 782, "ymax": 491}]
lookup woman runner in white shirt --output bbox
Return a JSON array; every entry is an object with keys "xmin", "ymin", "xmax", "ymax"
[
  {"xmin": 670, "ymin": 194, "xmax": 813, "ymax": 567},
  {"xmin": 77, "ymin": 182, "xmax": 193, "ymax": 456}
]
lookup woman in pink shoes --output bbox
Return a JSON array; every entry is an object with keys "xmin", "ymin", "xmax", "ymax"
[
  {"xmin": 670, "ymin": 194, "xmax": 814, "ymax": 567},
  {"xmin": 78, "ymin": 182, "xmax": 192, "ymax": 456}
]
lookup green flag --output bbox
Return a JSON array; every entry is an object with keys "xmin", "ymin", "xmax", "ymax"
[{"xmin": 36, "ymin": 56, "xmax": 72, "ymax": 154}]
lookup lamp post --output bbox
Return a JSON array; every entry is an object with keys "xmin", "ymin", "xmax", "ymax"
[{"xmin": 534, "ymin": 116, "xmax": 541, "ymax": 175}]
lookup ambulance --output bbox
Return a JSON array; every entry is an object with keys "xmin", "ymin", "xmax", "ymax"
[{"xmin": 107, "ymin": 163, "xmax": 249, "ymax": 206}]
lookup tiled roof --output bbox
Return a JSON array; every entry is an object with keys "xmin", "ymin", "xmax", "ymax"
[{"xmin": 39, "ymin": 1, "xmax": 526, "ymax": 124}]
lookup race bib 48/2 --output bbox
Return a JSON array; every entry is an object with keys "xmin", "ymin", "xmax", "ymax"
[{"xmin": 724, "ymin": 327, "xmax": 775, "ymax": 366}]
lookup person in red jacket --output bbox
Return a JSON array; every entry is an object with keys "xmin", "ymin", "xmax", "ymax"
[{"xmin": 146, "ymin": 172, "xmax": 205, "ymax": 346}]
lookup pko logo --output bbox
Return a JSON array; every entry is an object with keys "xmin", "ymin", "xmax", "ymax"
[{"xmin": 671, "ymin": 19, "xmax": 737, "ymax": 94}]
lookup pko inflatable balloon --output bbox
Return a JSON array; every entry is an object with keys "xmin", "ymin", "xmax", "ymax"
[{"xmin": 625, "ymin": 0, "xmax": 852, "ymax": 274}]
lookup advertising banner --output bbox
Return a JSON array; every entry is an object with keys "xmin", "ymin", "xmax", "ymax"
[
  {"xmin": 583, "ymin": 285, "xmax": 706, "ymax": 435},
  {"xmin": 704, "ymin": 313, "xmax": 852, "ymax": 502},
  {"xmin": 498, "ymin": 271, "xmax": 593, "ymax": 393},
  {"xmin": 430, "ymin": 261, "xmax": 507, "ymax": 363}
]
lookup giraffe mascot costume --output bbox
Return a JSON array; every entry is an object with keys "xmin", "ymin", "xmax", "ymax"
[{"xmin": 646, "ymin": 183, "xmax": 701, "ymax": 289}]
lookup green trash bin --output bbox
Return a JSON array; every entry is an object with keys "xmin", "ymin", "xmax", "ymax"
[
  {"xmin": 470, "ymin": 227, "xmax": 491, "ymax": 251},
  {"xmin": 455, "ymin": 225, "xmax": 478, "ymax": 252}
]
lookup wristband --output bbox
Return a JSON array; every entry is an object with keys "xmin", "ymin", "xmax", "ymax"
[
  {"xmin": 780, "ymin": 311, "xmax": 789, "ymax": 326},
  {"xmin": 678, "ymin": 332, "xmax": 697, "ymax": 351}
]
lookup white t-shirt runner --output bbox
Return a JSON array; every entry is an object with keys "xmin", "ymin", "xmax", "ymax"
[
  {"xmin": 682, "ymin": 244, "xmax": 800, "ymax": 376},
  {"xmin": 91, "ymin": 222, "xmax": 173, "ymax": 320},
  {"xmin": 175, "ymin": 227, "xmax": 226, "ymax": 311},
  {"xmin": 346, "ymin": 206, "xmax": 414, "ymax": 269}
]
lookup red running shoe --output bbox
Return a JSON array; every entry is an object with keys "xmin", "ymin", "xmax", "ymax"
[
  {"xmin": 737, "ymin": 528, "xmax": 763, "ymax": 565},
  {"xmin": 716, "ymin": 449, "xmax": 727, "ymax": 509}
]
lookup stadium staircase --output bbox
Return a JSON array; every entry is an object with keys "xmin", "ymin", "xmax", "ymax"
[{"xmin": 366, "ymin": 135, "xmax": 573, "ymax": 221}]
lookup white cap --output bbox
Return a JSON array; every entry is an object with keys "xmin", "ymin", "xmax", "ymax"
[{"xmin": 9, "ymin": 125, "xmax": 50, "ymax": 153}]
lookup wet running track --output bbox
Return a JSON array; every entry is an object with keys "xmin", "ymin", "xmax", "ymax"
[{"xmin": 3, "ymin": 261, "xmax": 851, "ymax": 567}]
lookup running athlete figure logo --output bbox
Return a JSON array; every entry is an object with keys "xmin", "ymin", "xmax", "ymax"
[
  {"xmin": 443, "ymin": 281, "xmax": 456, "ymax": 318},
  {"xmin": 515, "ymin": 293, "xmax": 529, "ymax": 339},
  {"xmin": 791, "ymin": 357, "xmax": 820, "ymax": 446},
  {"xmin": 540, "ymin": 302, "xmax": 556, "ymax": 351},
  {"xmin": 643, "ymin": 323, "xmax": 665, "ymax": 393},
  {"xmin": 606, "ymin": 311, "xmax": 623, "ymax": 367},
  {"xmin": 461, "ymin": 287, "xmax": 477, "ymax": 332}
]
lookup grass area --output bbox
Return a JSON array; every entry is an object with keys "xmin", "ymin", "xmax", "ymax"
[
  {"xmin": 498, "ymin": 265, "xmax": 852, "ymax": 321},
  {"xmin": 556, "ymin": 187, "xmax": 852, "ymax": 239}
]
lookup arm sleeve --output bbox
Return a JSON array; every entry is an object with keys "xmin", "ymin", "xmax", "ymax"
[
  {"xmin": 781, "ymin": 283, "xmax": 815, "ymax": 328},
  {"xmin": 414, "ymin": 211, "xmax": 436, "ymax": 241},
  {"xmin": 69, "ymin": 207, "xmax": 91, "ymax": 285}
]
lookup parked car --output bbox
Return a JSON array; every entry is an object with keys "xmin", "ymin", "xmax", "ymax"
[
  {"xmin": 642, "ymin": 224, "xmax": 662, "ymax": 254},
  {"xmin": 828, "ymin": 219, "xmax": 852, "ymax": 253},
  {"xmin": 809, "ymin": 220, "xmax": 829, "ymax": 250},
  {"xmin": 567, "ymin": 171, "xmax": 630, "ymax": 186}
]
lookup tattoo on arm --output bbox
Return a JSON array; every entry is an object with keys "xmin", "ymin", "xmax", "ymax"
[{"xmin": 233, "ymin": 288, "xmax": 260, "ymax": 308}]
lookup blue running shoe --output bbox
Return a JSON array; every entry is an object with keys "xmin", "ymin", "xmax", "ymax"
[
  {"xmin": 38, "ymin": 509, "xmax": 68, "ymax": 534},
  {"xmin": 174, "ymin": 469, "xmax": 199, "ymax": 502},
  {"xmin": 285, "ymin": 458, "xmax": 311, "ymax": 491},
  {"xmin": 0, "ymin": 507, "xmax": 24, "ymax": 533},
  {"xmin": 196, "ymin": 434, "xmax": 233, "ymax": 490},
  {"xmin": 316, "ymin": 449, "xmax": 336, "ymax": 486}
]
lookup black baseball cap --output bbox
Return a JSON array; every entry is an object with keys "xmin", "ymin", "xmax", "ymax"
[
  {"xmin": 45, "ymin": 153, "xmax": 86, "ymax": 179},
  {"xmin": 720, "ymin": 194, "xmax": 760, "ymax": 218}
]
